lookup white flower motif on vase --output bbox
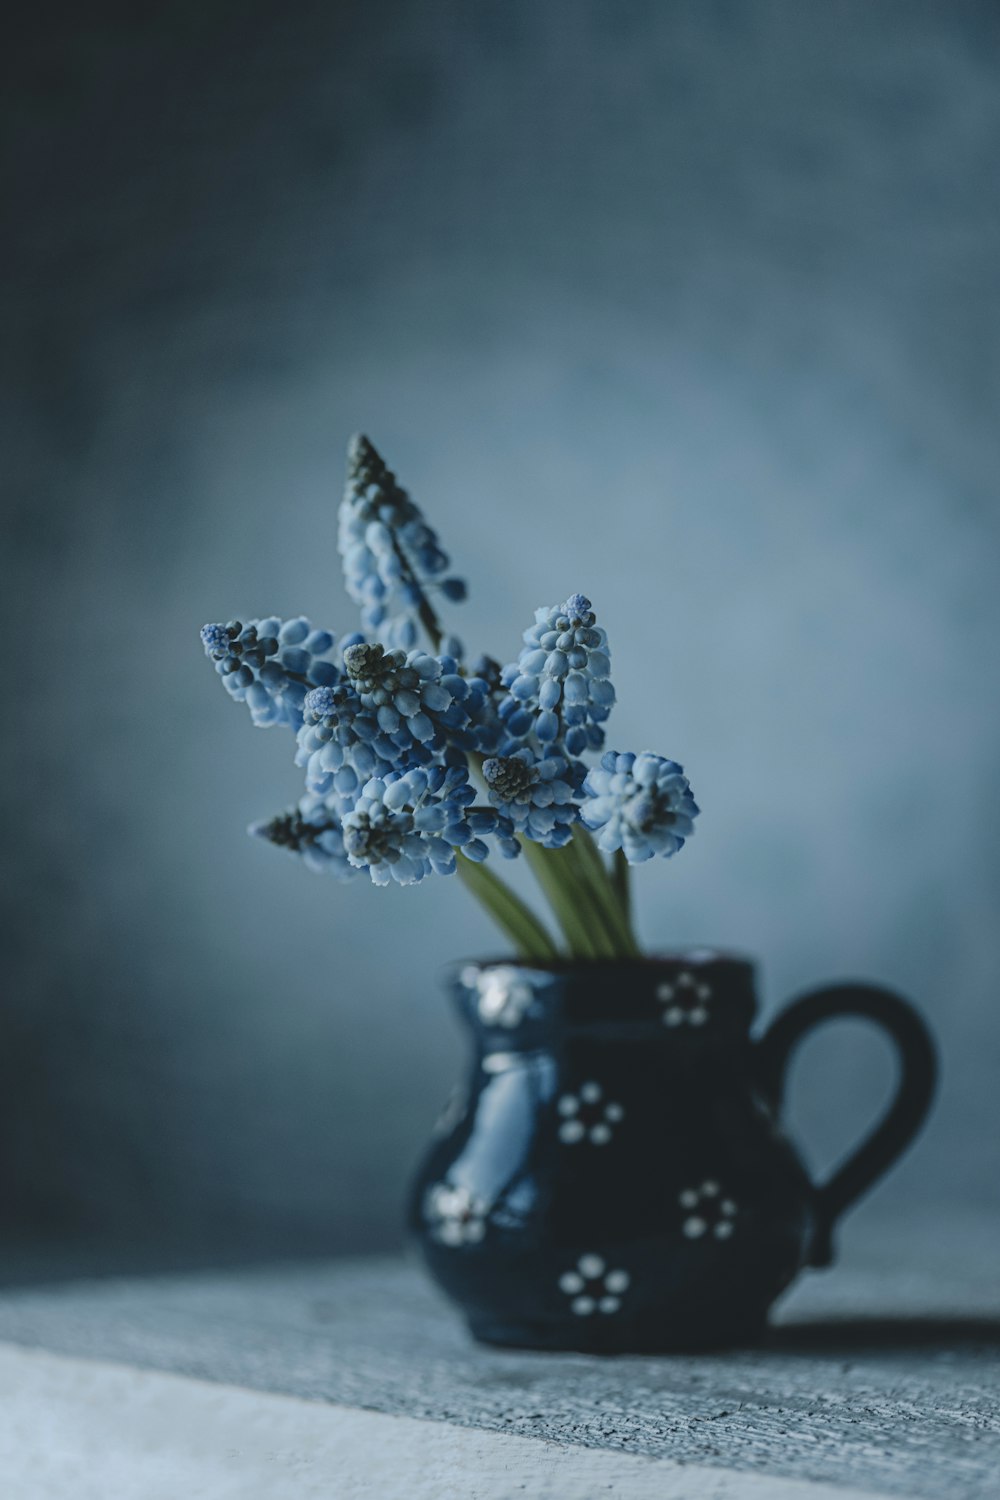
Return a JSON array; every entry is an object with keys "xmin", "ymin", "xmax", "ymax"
[
  {"xmin": 556, "ymin": 1081, "xmax": 624, "ymax": 1144},
  {"xmin": 467, "ymin": 966, "xmax": 534, "ymax": 1029},
  {"xmin": 558, "ymin": 1254, "xmax": 630, "ymax": 1316},
  {"xmin": 656, "ymin": 970, "xmax": 712, "ymax": 1027},
  {"xmin": 678, "ymin": 1179, "xmax": 739, "ymax": 1240},
  {"xmin": 424, "ymin": 1183, "xmax": 488, "ymax": 1246}
]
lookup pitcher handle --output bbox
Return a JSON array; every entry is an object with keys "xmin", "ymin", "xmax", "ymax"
[{"xmin": 755, "ymin": 983, "xmax": 937, "ymax": 1267}]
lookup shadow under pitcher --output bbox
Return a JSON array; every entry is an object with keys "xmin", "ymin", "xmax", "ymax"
[{"xmin": 409, "ymin": 953, "xmax": 937, "ymax": 1352}]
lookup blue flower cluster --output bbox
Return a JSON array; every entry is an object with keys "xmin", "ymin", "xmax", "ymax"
[
  {"xmin": 471, "ymin": 593, "xmax": 619, "ymax": 850},
  {"xmin": 482, "ymin": 749, "xmax": 582, "ymax": 849},
  {"xmin": 342, "ymin": 763, "xmax": 508, "ymax": 885},
  {"xmin": 295, "ymin": 682, "xmax": 400, "ymax": 806},
  {"xmin": 498, "ymin": 594, "xmax": 614, "ymax": 756},
  {"xmin": 200, "ymin": 618, "xmax": 339, "ymax": 729},
  {"xmin": 338, "ymin": 434, "xmax": 465, "ymax": 651},
  {"xmin": 294, "ymin": 644, "xmax": 505, "ymax": 813},
  {"xmin": 249, "ymin": 796, "xmax": 358, "ymax": 880},
  {"xmin": 581, "ymin": 752, "xmax": 700, "ymax": 861},
  {"xmin": 342, "ymin": 642, "xmax": 501, "ymax": 754}
]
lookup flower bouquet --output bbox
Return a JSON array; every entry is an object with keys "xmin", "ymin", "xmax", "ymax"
[{"xmin": 200, "ymin": 434, "xmax": 699, "ymax": 958}]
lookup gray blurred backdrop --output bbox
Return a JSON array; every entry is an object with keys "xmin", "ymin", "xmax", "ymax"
[{"xmin": 3, "ymin": 1, "xmax": 998, "ymax": 1273}]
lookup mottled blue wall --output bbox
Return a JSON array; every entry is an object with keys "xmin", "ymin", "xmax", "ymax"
[{"xmin": 3, "ymin": 0, "xmax": 998, "ymax": 1267}]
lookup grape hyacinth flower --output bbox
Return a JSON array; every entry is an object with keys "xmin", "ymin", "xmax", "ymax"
[
  {"xmin": 339, "ymin": 434, "xmax": 465, "ymax": 650},
  {"xmin": 295, "ymin": 658, "xmax": 504, "ymax": 810},
  {"xmin": 295, "ymin": 682, "xmax": 407, "ymax": 807},
  {"xmin": 343, "ymin": 642, "xmax": 458, "ymax": 745},
  {"xmin": 249, "ymin": 795, "xmax": 357, "ymax": 879},
  {"xmin": 581, "ymin": 751, "xmax": 699, "ymax": 863},
  {"xmin": 481, "ymin": 748, "xmax": 581, "ymax": 849},
  {"xmin": 499, "ymin": 594, "xmax": 614, "ymax": 756},
  {"xmin": 200, "ymin": 617, "xmax": 339, "ymax": 729},
  {"xmin": 343, "ymin": 764, "xmax": 497, "ymax": 885},
  {"xmin": 343, "ymin": 642, "xmax": 503, "ymax": 756}
]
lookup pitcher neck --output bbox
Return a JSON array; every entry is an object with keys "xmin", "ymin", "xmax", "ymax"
[{"xmin": 451, "ymin": 953, "xmax": 757, "ymax": 1047}]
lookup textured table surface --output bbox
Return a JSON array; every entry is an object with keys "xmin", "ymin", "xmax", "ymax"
[{"xmin": 0, "ymin": 1220, "xmax": 997, "ymax": 1499}]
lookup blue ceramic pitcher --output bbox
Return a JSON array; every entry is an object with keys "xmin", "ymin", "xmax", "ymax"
[{"xmin": 409, "ymin": 953, "xmax": 936, "ymax": 1352}]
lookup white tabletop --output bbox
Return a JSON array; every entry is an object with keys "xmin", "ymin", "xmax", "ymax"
[{"xmin": 0, "ymin": 1214, "xmax": 996, "ymax": 1499}]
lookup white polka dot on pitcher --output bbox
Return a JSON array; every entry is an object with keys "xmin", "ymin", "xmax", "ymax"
[
  {"xmin": 556, "ymin": 1081, "xmax": 624, "ymax": 1145},
  {"xmin": 558, "ymin": 1254, "xmax": 630, "ymax": 1315}
]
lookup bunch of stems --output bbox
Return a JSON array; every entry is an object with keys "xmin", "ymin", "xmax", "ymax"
[{"xmin": 457, "ymin": 829, "xmax": 640, "ymax": 962}]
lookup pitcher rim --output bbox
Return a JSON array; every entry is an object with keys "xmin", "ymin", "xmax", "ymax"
[{"xmin": 449, "ymin": 948, "xmax": 755, "ymax": 978}]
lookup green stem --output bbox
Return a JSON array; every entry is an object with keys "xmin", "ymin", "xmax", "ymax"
[
  {"xmin": 568, "ymin": 826, "xmax": 641, "ymax": 957},
  {"xmin": 557, "ymin": 837, "xmax": 620, "ymax": 957},
  {"xmin": 613, "ymin": 846, "xmax": 633, "ymax": 925},
  {"xmin": 521, "ymin": 840, "xmax": 607, "ymax": 959},
  {"xmin": 456, "ymin": 854, "xmax": 560, "ymax": 961}
]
